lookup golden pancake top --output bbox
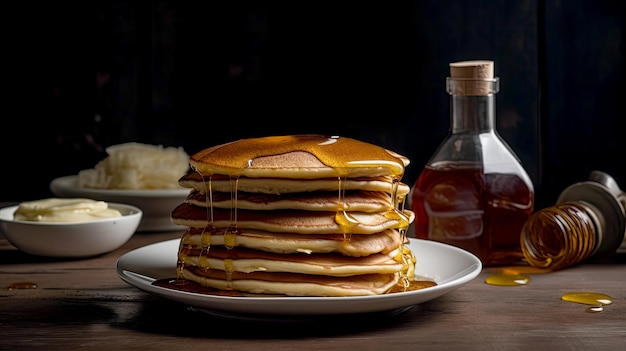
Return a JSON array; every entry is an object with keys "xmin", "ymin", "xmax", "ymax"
[{"xmin": 188, "ymin": 135, "xmax": 409, "ymax": 179}]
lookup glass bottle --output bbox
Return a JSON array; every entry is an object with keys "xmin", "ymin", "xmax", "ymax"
[
  {"xmin": 411, "ymin": 60, "xmax": 535, "ymax": 266},
  {"xmin": 521, "ymin": 171, "xmax": 626, "ymax": 271}
]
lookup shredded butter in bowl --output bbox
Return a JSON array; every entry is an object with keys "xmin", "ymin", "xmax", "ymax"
[{"xmin": 77, "ymin": 142, "xmax": 190, "ymax": 190}]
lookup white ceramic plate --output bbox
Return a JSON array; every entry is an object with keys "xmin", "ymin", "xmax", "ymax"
[
  {"xmin": 50, "ymin": 175, "xmax": 189, "ymax": 232},
  {"xmin": 116, "ymin": 238, "xmax": 482, "ymax": 318}
]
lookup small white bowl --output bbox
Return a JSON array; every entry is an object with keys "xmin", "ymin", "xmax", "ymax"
[
  {"xmin": 0, "ymin": 203, "xmax": 142, "ymax": 258},
  {"xmin": 50, "ymin": 175, "xmax": 189, "ymax": 232}
]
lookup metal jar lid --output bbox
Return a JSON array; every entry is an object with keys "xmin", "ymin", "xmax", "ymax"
[{"xmin": 556, "ymin": 171, "xmax": 626, "ymax": 258}]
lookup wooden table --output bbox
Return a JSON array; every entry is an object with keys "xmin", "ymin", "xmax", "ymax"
[{"xmin": 1, "ymin": 228, "xmax": 625, "ymax": 351}]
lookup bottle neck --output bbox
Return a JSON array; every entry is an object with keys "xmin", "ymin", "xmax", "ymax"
[
  {"xmin": 450, "ymin": 95, "xmax": 496, "ymax": 134},
  {"xmin": 447, "ymin": 77, "xmax": 499, "ymax": 134}
]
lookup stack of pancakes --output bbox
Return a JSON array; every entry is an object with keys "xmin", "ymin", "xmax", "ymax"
[{"xmin": 170, "ymin": 135, "xmax": 418, "ymax": 297}]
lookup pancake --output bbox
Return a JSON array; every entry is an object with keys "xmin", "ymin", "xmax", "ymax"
[
  {"xmin": 178, "ymin": 171, "xmax": 411, "ymax": 195},
  {"xmin": 181, "ymin": 268, "xmax": 400, "ymax": 297},
  {"xmin": 185, "ymin": 189, "xmax": 394, "ymax": 212},
  {"xmin": 188, "ymin": 135, "xmax": 409, "ymax": 179},
  {"xmin": 179, "ymin": 227, "xmax": 403, "ymax": 256},
  {"xmin": 179, "ymin": 246, "xmax": 404, "ymax": 276},
  {"xmin": 171, "ymin": 202, "xmax": 414, "ymax": 235}
]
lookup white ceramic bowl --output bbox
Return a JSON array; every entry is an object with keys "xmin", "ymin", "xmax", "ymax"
[
  {"xmin": 50, "ymin": 175, "xmax": 189, "ymax": 232},
  {"xmin": 0, "ymin": 203, "xmax": 142, "ymax": 258}
]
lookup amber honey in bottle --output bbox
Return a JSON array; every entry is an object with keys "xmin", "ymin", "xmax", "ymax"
[{"xmin": 411, "ymin": 60, "xmax": 534, "ymax": 266}]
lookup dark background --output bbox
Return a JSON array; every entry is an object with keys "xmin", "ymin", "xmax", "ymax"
[{"xmin": 3, "ymin": 0, "xmax": 625, "ymax": 210}]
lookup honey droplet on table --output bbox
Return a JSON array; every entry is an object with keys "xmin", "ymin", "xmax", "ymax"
[
  {"xmin": 561, "ymin": 292, "xmax": 613, "ymax": 313},
  {"xmin": 4, "ymin": 282, "xmax": 38, "ymax": 290},
  {"xmin": 484, "ymin": 274, "xmax": 530, "ymax": 286},
  {"xmin": 586, "ymin": 306, "xmax": 604, "ymax": 313}
]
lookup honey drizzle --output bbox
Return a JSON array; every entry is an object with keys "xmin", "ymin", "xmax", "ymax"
[
  {"xmin": 222, "ymin": 175, "xmax": 241, "ymax": 290},
  {"xmin": 199, "ymin": 174, "xmax": 216, "ymax": 271},
  {"xmin": 334, "ymin": 176, "xmax": 358, "ymax": 241},
  {"xmin": 387, "ymin": 177, "xmax": 410, "ymax": 240},
  {"xmin": 224, "ymin": 176, "xmax": 240, "ymax": 250},
  {"xmin": 388, "ymin": 177, "xmax": 411, "ymax": 290},
  {"xmin": 175, "ymin": 228, "xmax": 192, "ymax": 285}
]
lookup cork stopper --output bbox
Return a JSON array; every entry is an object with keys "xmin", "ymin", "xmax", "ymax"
[{"xmin": 448, "ymin": 60, "xmax": 497, "ymax": 96}]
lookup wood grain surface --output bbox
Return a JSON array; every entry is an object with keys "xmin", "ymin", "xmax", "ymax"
[{"xmin": 1, "ymin": 228, "xmax": 624, "ymax": 351}]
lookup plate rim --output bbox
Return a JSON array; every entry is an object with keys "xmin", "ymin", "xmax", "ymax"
[
  {"xmin": 116, "ymin": 238, "xmax": 482, "ymax": 316},
  {"xmin": 50, "ymin": 175, "xmax": 191, "ymax": 198}
]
